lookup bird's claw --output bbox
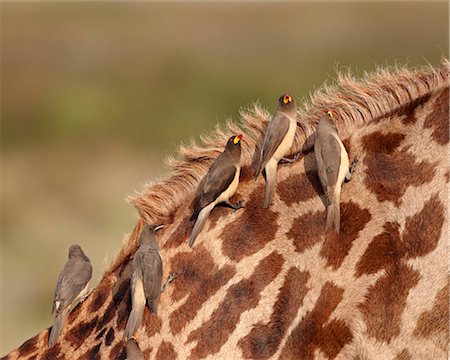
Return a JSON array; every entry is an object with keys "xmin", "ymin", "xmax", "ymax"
[
  {"xmin": 280, "ymin": 153, "xmax": 300, "ymax": 164},
  {"xmin": 233, "ymin": 200, "xmax": 245, "ymax": 211},
  {"xmin": 162, "ymin": 272, "xmax": 177, "ymax": 292}
]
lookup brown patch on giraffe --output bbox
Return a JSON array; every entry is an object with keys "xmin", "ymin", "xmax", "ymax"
[
  {"xmin": 402, "ymin": 194, "xmax": 444, "ymax": 259},
  {"xmin": 144, "ymin": 348, "xmax": 154, "ymax": 359},
  {"xmin": 65, "ymin": 316, "xmax": 98, "ymax": 348},
  {"xmin": 17, "ymin": 334, "xmax": 39, "ymax": 358},
  {"xmin": 238, "ymin": 267, "xmax": 310, "ymax": 359},
  {"xmin": 105, "ymin": 327, "xmax": 115, "ymax": 346},
  {"xmin": 355, "ymin": 221, "xmax": 401, "ymax": 277},
  {"xmin": 169, "ymin": 245, "xmax": 236, "ymax": 334},
  {"xmin": 414, "ymin": 285, "xmax": 449, "ymax": 346},
  {"xmin": 424, "ymin": 87, "xmax": 449, "ymax": 145},
  {"xmin": 155, "ymin": 341, "xmax": 177, "ymax": 360},
  {"xmin": 96, "ymin": 279, "xmax": 129, "ymax": 331},
  {"xmin": 165, "ymin": 213, "xmax": 193, "ymax": 249},
  {"xmin": 359, "ymin": 263, "xmax": 420, "ymax": 342},
  {"xmin": 277, "ymin": 172, "xmax": 323, "ymax": 206},
  {"xmin": 400, "ymin": 94, "xmax": 432, "ymax": 125},
  {"xmin": 363, "ymin": 133, "xmax": 436, "ymax": 206},
  {"xmin": 280, "ymin": 282, "xmax": 352, "ymax": 359},
  {"xmin": 287, "ymin": 210, "xmax": 325, "ymax": 253},
  {"xmin": 395, "ymin": 349, "xmax": 412, "ymax": 360},
  {"xmin": 80, "ymin": 342, "xmax": 101, "ymax": 360},
  {"xmin": 95, "ymin": 327, "xmax": 106, "ymax": 340},
  {"xmin": 221, "ymin": 185, "xmax": 279, "ymax": 261},
  {"xmin": 89, "ymin": 276, "xmax": 113, "ymax": 313},
  {"xmin": 240, "ymin": 165, "xmax": 255, "ymax": 183},
  {"xmin": 187, "ymin": 252, "xmax": 284, "ymax": 359},
  {"xmin": 26, "ymin": 357, "xmax": 37, "ymax": 360},
  {"xmin": 320, "ymin": 201, "xmax": 372, "ymax": 269},
  {"xmin": 142, "ymin": 310, "xmax": 162, "ymax": 337},
  {"xmin": 111, "ymin": 341, "xmax": 127, "ymax": 360},
  {"xmin": 362, "ymin": 131, "xmax": 406, "ymax": 155},
  {"xmin": 41, "ymin": 344, "xmax": 63, "ymax": 360},
  {"xmin": 342, "ymin": 137, "xmax": 352, "ymax": 159}
]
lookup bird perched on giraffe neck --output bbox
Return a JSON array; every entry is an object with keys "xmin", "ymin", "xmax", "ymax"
[
  {"xmin": 314, "ymin": 110, "xmax": 352, "ymax": 233},
  {"xmin": 189, "ymin": 134, "xmax": 244, "ymax": 247},
  {"xmin": 49, "ymin": 244, "xmax": 92, "ymax": 348},
  {"xmin": 124, "ymin": 224, "xmax": 163, "ymax": 340},
  {"xmin": 254, "ymin": 94, "xmax": 298, "ymax": 208}
]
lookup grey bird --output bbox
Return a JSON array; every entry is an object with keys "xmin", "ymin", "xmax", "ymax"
[
  {"xmin": 255, "ymin": 94, "xmax": 298, "ymax": 208},
  {"xmin": 314, "ymin": 110, "xmax": 351, "ymax": 233},
  {"xmin": 49, "ymin": 244, "xmax": 92, "ymax": 348},
  {"xmin": 124, "ymin": 224, "xmax": 163, "ymax": 340},
  {"xmin": 188, "ymin": 134, "xmax": 243, "ymax": 247},
  {"xmin": 126, "ymin": 338, "xmax": 144, "ymax": 360}
]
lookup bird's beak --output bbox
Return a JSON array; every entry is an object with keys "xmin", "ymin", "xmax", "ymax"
[
  {"xmin": 234, "ymin": 134, "xmax": 242, "ymax": 144},
  {"xmin": 154, "ymin": 224, "xmax": 164, "ymax": 232},
  {"xmin": 327, "ymin": 110, "xmax": 334, "ymax": 118}
]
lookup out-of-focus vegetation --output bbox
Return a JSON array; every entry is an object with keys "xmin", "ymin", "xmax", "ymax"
[{"xmin": 1, "ymin": 1, "xmax": 447, "ymax": 354}]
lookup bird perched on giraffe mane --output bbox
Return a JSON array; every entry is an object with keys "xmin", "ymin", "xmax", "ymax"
[
  {"xmin": 49, "ymin": 244, "xmax": 92, "ymax": 348},
  {"xmin": 314, "ymin": 110, "xmax": 352, "ymax": 233},
  {"xmin": 254, "ymin": 93, "xmax": 298, "ymax": 208},
  {"xmin": 124, "ymin": 224, "xmax": 163, "ymax": 340},
  {"xmin": 189, "ymin": 134, "xmax": 244, "ymax": 247},
  {"xmin": 126, "ymin": 337, "xmax": 144, "ymax": 360}
]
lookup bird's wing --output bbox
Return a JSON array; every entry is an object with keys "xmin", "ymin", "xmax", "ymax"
[
  {"xmin": 199, "ymin": 155, "xmax": 237, "ymax": 208},
  {"xmin": 257, "ymin": 112, "xmax": 290, "ymax": 172},
  {"xmin": 141, "ymin": 249, "xmax": 163, "ymax": 303},
  {"xmin": 319, "ymin": 134, "xmax": 341, "ymax": 190},
  {"xmin": 54, "ymin": 258, "xmax": 92, "ymax": 312}
]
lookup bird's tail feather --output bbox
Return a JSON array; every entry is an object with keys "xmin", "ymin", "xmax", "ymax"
[
  {"xmin": 263, "ymin": 161, "xmax": 277, "ymax": 208},
  {"xmin": 189, "ymin": 203, "xmax": 214, "ymax": 247},
  {"xmin": 326, "ymin": 192, "xmax": 340, "ymax": 233},
  {"xmin": 48, "ymin": 307, "xmax": 69, "ymax": 348},
  {"xmin": 124, "ymin": 306, "xmax": 144, "ymax": 341}
]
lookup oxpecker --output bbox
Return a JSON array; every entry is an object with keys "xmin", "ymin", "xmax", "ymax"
[
  {"xmin": 255, "ymin": 94, "xmax": 298, "ymax": 208},
  {"xmin": 314, "ymin": 110, "xmax": 352, "ymax": 233},
  {"xmin": 49, "ymin": 244, "xmax": 92, "ymax": 348},
  {"xmin": 189, "ymin": 134, "xmax": 243, "ymax": 247},
  {"xmin": 124, "ymin": 225, "xmax": 163, "ymax": 340}
]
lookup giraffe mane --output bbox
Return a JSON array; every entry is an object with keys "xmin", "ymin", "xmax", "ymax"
[{"xmin": 106, "ymin": 59, "xmax": 449, "ymax": 276}]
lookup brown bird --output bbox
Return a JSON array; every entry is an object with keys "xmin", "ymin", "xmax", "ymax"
[
  {"xmin": 49, "ymin": 244, "xmax": 92, "ymax": 347},
  {"xmin": 124, "ymin": 225, "xmax": 163, "ymax": 340},
  {"xmin": 126, "ymin": 337, "xmax": 144, "ymax": 360},
  {"xmin": 189, "ymin": 134, "xmax": 243, "ymax": 247},
  {"xmin": 255, "ymin": 94, "xmax": 298, "ymax": 208},
  {"xmin": 314, "ymin": 110, "xmax": 351, "ymax": 233}
]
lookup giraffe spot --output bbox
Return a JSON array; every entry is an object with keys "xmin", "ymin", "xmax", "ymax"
[
  {"xmin": 359, "ymin": 263, "xmax": 420, "ymax": 343},
  {"xmin": 187, "ymin": 252, "xmax": 284, "ymax": 359},
  {"xmin": 240, "ymin": 164, "xmax": 255, "ymax": 183},
  {"xmin": 165, "ymin": 213, "xmax": 192, "ymax": 249},
  {"xmin": 362, "ymin": 131, "xmax": 406, "ymax": 155},
  {"xmin": 320, "ymin": 201, "xmax": 371, "ymax": 269},
  {"xmin": 287, "ymin": 210, "xmax": 325, "ymax": 253},
  {"xmin": 277, "ymin": 172, "xmax": 323, "ymax": 206},
  {"xmin": 89, "ymin": 277, "xmax": 113, "ymax": 312},
  {"xmin": 424, "ymin": 87, "xmax": 449, "ymax": 145},
  {"xmin": 400, "ymin": 94, "xmax": 432, "ymax": 125},
  {"xmin": 41, "ymin": 344, "xmax": 63, "ymax": 360},
  {"xmin": 395, "ymin": 349, "xmax": 412, "ymax": 360},
  {"xmin": 96, "ymin": 280, "xmax": 129, "ymax": 331},
  {"xmin": 221, "ymin": 185, "xmax": 279, "ymax": 261},
  {"xmin": 155, "ymin": 341, "xmax": 177, "ymax": 360},
  {"xmin": 80, "ymin": 342, "xmax": 101, "ymax": 360},
  {"xmin": 414, "ymin": 285, "xmax": 448, "ymax": 350},
  {"xmin": 65, "ymin": 316, "xmax": 98, "ymax": 348},
  {"xmin": 402, "ymin": 194, "xmax": 444, "ymax": 259},
  {"xmin": 142, "ymin": 310, "xmax": 162, "ymax": 337},
  {"xmin": 105, "ymin": 327, "xmax": 115, "ymax": 346},
  {"xmin": 356, "ymin": 222, "xmax": 401, "ymax": 277},
  {"xmin": 111, "ymin": 342, "xmax": 126, "ymax": 360},
  {"xmin": 280, "ymin": 282, "xmax": 352, "ymax": 360},
  {"xmin": 169, "ymin": 245, "xmax": 236, "ymax": 334},
  {"xmin": 363, "ymin": 146, "xmax": 436, "ymax": 207},
  {"xmin": 17, "ymin": 334, "xmax": 39, "ymax": 358},
  {"xmin": 26, "ymin": 357, "xmax": 37, "ymax": 360},
  {"xmin": 67, "ymin": 299, "xmax": 84, "ymax": 324},
  {"xmin": 238, "ymin": 267, "xmax": 310, "ymax": 359},
  {"xmin": 95, "ymin": 327, "xmax": 106, "ymax": 340},
  {"xmin": 144, "ymin": 348, "xmax": 154, "ymax": 359}
]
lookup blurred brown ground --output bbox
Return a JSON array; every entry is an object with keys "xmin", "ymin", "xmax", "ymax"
[{"xmin": 0, "ymin": 1, "xmax": 448, "ymax": 354}]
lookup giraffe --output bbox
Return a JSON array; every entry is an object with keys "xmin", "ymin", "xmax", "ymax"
[{"xmin": 3, "ymin": 60, "xmax": 448, "ymax": 360}]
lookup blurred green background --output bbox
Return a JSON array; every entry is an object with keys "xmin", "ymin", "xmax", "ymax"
[{"xmin": 1, "ymin": 1, "xmax": 447, "ymax": 354}]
